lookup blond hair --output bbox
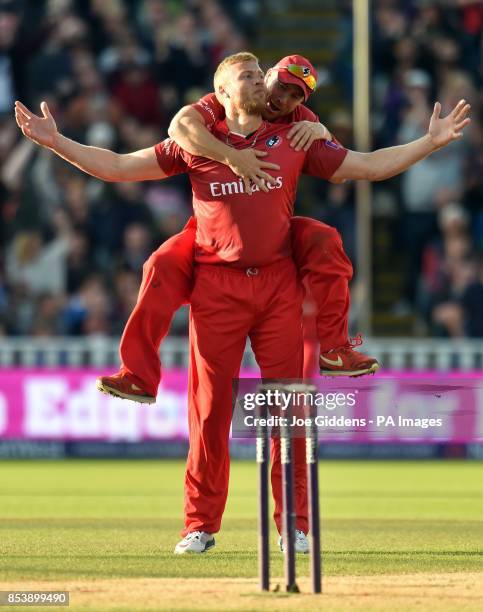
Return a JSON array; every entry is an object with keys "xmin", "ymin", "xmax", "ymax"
[{"xmin": 213, "ymin": 52, "xmax": 260, "ymax": 92}]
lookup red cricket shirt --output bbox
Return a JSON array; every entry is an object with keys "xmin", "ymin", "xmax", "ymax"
[
  {"xmin": 192, "ymin": 92, "xmax": 318, "ymax": 128},
  {"xmin": 154, "ymin": 120, "xmax": 347, "ymax": 268}
]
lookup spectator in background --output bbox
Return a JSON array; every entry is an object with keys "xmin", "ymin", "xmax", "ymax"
[
  {"xmin": 63, "ymin": 174, "xmax": 90, "ymax": 227},
  {"xmin": 31, "ymin": 293, "xmax": 64, "ymax": 336},
  {"xmin": 0, "ymin": 0, "xmax": 48, "ymax": 110},
  {"xmin": 6, "ymin": 229, "xmax": 68, "ymax": 297},
  {"xmin": 135, "ymin": 0, "xmax": 170, "ymax": 49},
  {"xmin": 420, "ymin": 203, "xmax": 477, "ymax": 337},
  {"xmin": 395, "ymin": 68, "xmax": 469, "ymax": 312},
  {"xmin": 0, "ymin": 0, "xmax": 22, "ymax": 114},
  {"xmin": 154, "ymin": 12, "xmax": 210, "ymax": 104},
  {"xmin": 119, "ymin": 222, "xmax": 153, "ymax": 274},
  {"xmin": 461, "ymin": 255, "xmax": 483, "ymax": 338},
  {"xmin": 111, "ymin": 54, "xmax": 164, "ymax": 127},
  {"xmin": 62, "ymin": 273, "xmax": 111, "ymax": 336},
  {"xmin": 377, "ymin": 38, "xmax": 421, "ymax": 146},
  {"xmin": 111, "ymin": 267, "xmax": 141, "ymax": 334},
  {"xmin": 66, "ymin": 228, "xmax": 95, "ymax": 294}
]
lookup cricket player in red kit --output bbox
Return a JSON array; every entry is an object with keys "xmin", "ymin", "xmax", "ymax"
[
  {"xmin": 99, "ymin": 54, "xmax": 375, "ymax": 407},
  {"xmin": 149, "ymin": 57, "xmax": 348, "ymax": 553}
]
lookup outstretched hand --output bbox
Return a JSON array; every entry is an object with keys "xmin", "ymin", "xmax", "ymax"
[
  {"xmin": 14, "ymin": 100, "xmax": 58, "ymax": 149},
  {"xmin": 428, "ymin": 99, "xmax": 471, "ymax": 149}
]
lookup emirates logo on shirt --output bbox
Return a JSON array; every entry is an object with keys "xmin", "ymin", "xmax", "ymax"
[{"xmin": 209, "ymin": 177, "xmax": 283, "ymax": 197}]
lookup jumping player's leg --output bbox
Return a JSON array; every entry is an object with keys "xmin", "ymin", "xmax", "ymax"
[
  {"xmin": 248, "ymin": 260, "xmax": 308, "ymax": 536},
  {"xmin": 290, "ymin": 216, "xmax": 379, "ymax": 376},
  {"xmin": 97, "ymin": 218, "xmax": 196, "ymax": 400},
  {"xmin": 291, "ymin": 216, "xmax": 352, "ymax": 349},
  {"xmin": 301, "ymin": 280, "xmax": 319, "ymax": 378}
]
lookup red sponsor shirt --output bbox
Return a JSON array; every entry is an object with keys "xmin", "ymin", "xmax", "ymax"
[
  {"xmin": 154, "ymin": 120, "xmax": 347, "ymax": 268},
  {"xmin": 193, "ymin": 92, "xmax": 318, "ymax": 128}
]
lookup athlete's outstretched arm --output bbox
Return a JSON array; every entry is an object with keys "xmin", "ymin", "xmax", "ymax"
[
  {"xmin": 15, "ymin": 100, "xmax": 167, "ymax": 182},
  {"xmin": 331, "ymin": 99, "xmax": 471, "ymax": 182},
  {"xmin": 168, "ymin": 105, "xmax": 280, "ymax": 193}
]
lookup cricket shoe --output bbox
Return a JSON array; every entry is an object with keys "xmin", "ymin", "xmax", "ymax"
[
  {"xmin": 319, "ymin": 334, "xmax": 379, "ymax": 377},
  {"xmin": 174, "ymin": 531, "xmax": 215, "ymax": 554},
  {"xmin": 278, "ymin": 530, "xmax": 309, "ymax": 554},
  {"xmin": 96, "ymin": 372, "xmax": 156, "ymax": 404}
]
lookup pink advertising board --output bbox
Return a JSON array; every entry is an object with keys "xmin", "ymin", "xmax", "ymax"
[
  {"xmin": 0, "ymin": 369, "xmax": 190, "ymax": 441},
  {"xmin": 0, "ymin": 369, "xmax": 482, "ymax": 443}
]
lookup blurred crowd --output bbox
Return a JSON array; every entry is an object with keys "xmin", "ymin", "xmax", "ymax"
[
  {"xmin": 0, "ymin": 0, "xmax": 256, "ymax": 337},
  {"xmin": 0, "ymin": 0, "xmax": 481, "ymax": 340},
  {"xmin": 372, "ymin": 0, "xmax": 482, "ymax": 338},
  {"xmin": 327, "ymin": 0, "xmax": 482, "ymax": 337}
]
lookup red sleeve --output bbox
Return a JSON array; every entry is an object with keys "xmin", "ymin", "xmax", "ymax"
[
  {"xmin": 191, "ymin": 93, "xmax": 225, "ymax": 129},
  {"xmin": 154, "ymin": 138, "xmax": 190, "ymax": 176},
  {"xmin": 302, "ymin": 139, "xmax": 348, "ymax": 179},
  {"xmin": 290, "ymin": 105, "xmax": 319, "ymax": 123}
]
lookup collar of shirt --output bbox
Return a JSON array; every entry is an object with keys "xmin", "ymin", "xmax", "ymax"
[{"xmin": 213, "ymin": 119, "xmax": 269, "ymax": 147}]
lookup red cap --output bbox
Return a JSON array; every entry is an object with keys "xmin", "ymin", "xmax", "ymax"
[{"xmin": 272, "ymin": 55, "xmax": 318, "ymax": 100}]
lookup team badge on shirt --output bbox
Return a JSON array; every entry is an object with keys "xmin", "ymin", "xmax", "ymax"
[{"xmin": 266, "ymin": 135, "xmax": 282, "ymax": 148}]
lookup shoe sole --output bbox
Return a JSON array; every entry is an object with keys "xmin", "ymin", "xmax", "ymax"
[
  {"xmin": 280, "ymin": 548, "xmax": 309, "ymax": 554},
  {"xmin": 279, "ymin": 546, "xmax": 309, "ymax": 554},
  {"xmin": 95, "ymin": 380, "xmax": 156, "ymax": 404},
  {"xmin": 174, "ymin": 538, "xmax": 215, "ymax": 554},
  {"xmin": 320, "ymin": 363, "xmax": 380, "ymax": 377}
]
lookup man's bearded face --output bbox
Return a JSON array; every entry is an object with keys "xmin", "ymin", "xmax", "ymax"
[{"xmin": 224, "ymin": 61, "xmax": 268, "ymax": 115}]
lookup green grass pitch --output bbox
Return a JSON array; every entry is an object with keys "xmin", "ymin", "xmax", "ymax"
[
  {"xmin": 0, "ymin": 459, "xmax": 482, "ymax": 610},
  {"xmin": 1, "ymin": 459, "xmax": 482, "ymax": 579}
]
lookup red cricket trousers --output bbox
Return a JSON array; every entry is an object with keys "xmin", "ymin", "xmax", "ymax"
[
  {"xmin": 119, "ymin": 216, "xmax": 353, "ymax": 395},
  {"xmin": 118, "ymin": 216, "xmax": 352, "ymax": 536},
  {"xmin": 302, "ymin": 282, "xmax": 319, "ymax": 378},
  {"xmin": 119, "ymin": 218, "xmax": 196, "ymax": 394},
  {"xmin": 290, "ymin": 216, "xmax": 353, "ymax": 352},
  {"xmin": 183, "ymin": 258, "xmax": 307, "ymax": 536}
]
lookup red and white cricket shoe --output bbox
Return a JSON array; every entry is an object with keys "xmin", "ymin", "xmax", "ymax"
[
  {"xmin": 96, "ymin": 372, "xmax": 156, "ymax": 404},
  {"xmin": 319, "ymin": 334, "xmax": 379, "ymax": 377}
]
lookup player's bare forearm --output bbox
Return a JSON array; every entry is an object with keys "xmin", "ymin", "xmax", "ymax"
[
  {"xmin": 15, "ymin": 100, "xmax": 165, "ymax": 182},
  {"xmin": 333, "ymin": 134, "xmax": 438, "ymax": 182},
  {"xmin": 50, "ymin": 135, "xmax": 163, "ymax": 182},
  {"xmin": 168, "ymin": 106, "xmax": 230, "ymax": 163},
  {"xmin": 355, "ymin": 134, "xmax": 437, "ymax": 182},
  {"xmin": 50, "ymin": 133, "xmax": 123, "ymax": 181},
  {"xmin": 332, "ymin": 99, "xmax": 470, "ymax": 182}
]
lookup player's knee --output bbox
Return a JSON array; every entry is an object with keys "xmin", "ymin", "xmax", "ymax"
[
  {"xmin": 145, "ymin": 248, "xmax": 189, "ymax": 277},
  {"xmin": 294, "ymin": 220, "xmax": 341, "ymax": 253},
  {"xmin": 291, "ymin": 216, "xmax": 329, "ymax": 241}
]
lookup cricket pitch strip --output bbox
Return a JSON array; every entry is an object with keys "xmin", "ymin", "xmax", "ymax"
[{"xmin": 1, "ymin": 572, "xmax": 482, "ymax": 611}]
